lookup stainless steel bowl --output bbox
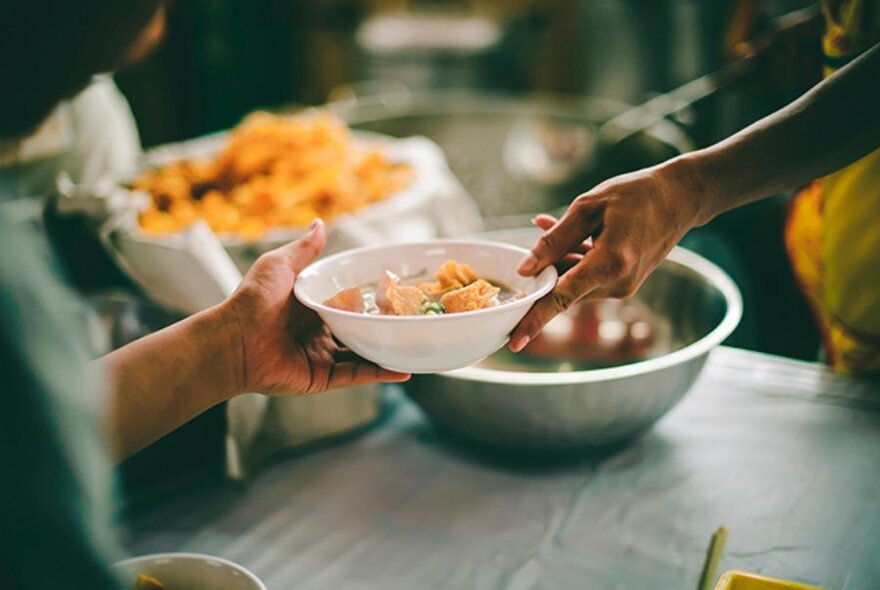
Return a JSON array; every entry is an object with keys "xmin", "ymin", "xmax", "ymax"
[{"xmin": 404, "ymin": 229, "xmax": 741, "ymax": 451}]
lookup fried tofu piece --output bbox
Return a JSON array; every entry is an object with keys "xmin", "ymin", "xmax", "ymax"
[
  {"xmin": 419, "ymin": 260, "xmax": 478, "ymax": 296},
  {"xmin": 376, "ymin": 271, "xmax": 396, "ymax": 314},
  {"xmin": 440, "ymin": 279, "xmax": 500, "ymax": 313},
  {"xmin": 389, "ymin": 284, "xmax": 427, "ymax": 315},
  {"xmin": 323, "ymin": 287, "xmax": 365, "ymax": 313},
  {"xmin": 377, "ymin": 271, "xmax": 426, "ymax": 316}
]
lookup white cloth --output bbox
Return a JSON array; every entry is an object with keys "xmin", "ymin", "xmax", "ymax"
[{"xmin": 93, "ymin": 132, "xmax": 483, "ymax": 480}]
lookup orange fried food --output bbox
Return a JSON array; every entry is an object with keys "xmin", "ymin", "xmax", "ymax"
[
  {"xmin": 377, "ymin": 271, "xmax": 426, "ymax": 316},
  {"xmin": 389, "ymin": 285, "xmax": 427, "ymax": 316},
  {"xmin": 323, "ymin": 287, "xmax": 365, "ymax": 313},
  {"xmin": 440, "ymin": 279, "xmax": 500, "ymax": 313},
  {"xmin": 419, "ymin": 260, "xmax": 479, "ymax": 296},
  {"xmin": 134, "ymin": 111, "xmax": 412, "ymax": 239}
]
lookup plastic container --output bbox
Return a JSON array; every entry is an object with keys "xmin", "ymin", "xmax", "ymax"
[{"xmin": 714, "ymin": 571, "xmax": 826, "ymax": 590}]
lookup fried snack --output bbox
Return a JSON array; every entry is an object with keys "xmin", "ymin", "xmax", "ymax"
[
  {"xmin": 419, "ymin": 260, "xmax": 479, "ymax": 296},
  {"xmin": 134, "ymin": 111, "xmax": 413, "ymax": 239},
  {"xmin": 378, "ymin": 271, "xmax": 426, "ymax": 316},
  {"xmin": 441, "ymin": 279, "xmax": 501, "ymax": 313},
  {"xmin": 323, "ymin": 287, "xmax": 365, "ymax": 313}
]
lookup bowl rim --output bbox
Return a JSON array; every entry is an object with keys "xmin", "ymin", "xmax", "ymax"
[
  {"xmin": 112, "ymin": 552, "xmax": 267, "ymax": 590},
  {"xmin": 439, "ymin": 245, "xmax": 742, "ymax": 385},
  {"xmin": 293, "ymin": 238, "xmax": 558, "ymax": 322}
]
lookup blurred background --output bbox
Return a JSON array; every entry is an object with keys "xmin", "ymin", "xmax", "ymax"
[
  {"xmin": 113, "ymin": 0, "xmax": 818, "ymax": 361},
  {"xmin": 35, "ymin": 0, "xmax": 823, "ymax": 509},
  {"xmin": 118, "ymin": 0, "xmax": 808, "ymax": 146}
]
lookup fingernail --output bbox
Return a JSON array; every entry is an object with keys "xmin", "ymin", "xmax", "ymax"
[
  {"xmin": 307, "ymin": 218, "xmax": 322, "ymax": 234},
  {"xmin": 510, "ymin": 335, "xmax": 530, "ymax": 353},
  {"xmin": 382, "ymin": 371, "xmax": 411, "ymax": 382},
  {"xmin": 518, "ymin": 253, "xmax": 538, "ymax": 275}
]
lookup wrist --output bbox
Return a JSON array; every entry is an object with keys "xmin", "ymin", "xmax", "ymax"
[
  {"xmin": 194, "ymin": 302, "xmax": 246, "ymax": 402},
  {"xmin": 658, "ymin": 150, "xmax": 722, "ymax": 228}
]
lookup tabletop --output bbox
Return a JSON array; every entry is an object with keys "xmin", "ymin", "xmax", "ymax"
[{"xmin": 123, "ymin": 347, "xmax": 880, "ymax": 590}]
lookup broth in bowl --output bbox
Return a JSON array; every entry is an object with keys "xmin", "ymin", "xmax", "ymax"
[
  {"xmin": 323, "ymin": 260, "xmax": 523, "ymax": 316},
  {"xmin": 293, "ymin": 240, "xmax": 557, "ymax": 373}
]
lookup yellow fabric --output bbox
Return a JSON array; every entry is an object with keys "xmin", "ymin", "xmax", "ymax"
[
  {"xmin": 785, "ymin": 181, "xmax": 880, "ymax": 372},
  {"xmin": 823, "ymin": 153, "xmax": 880, "ymax": 336},
  {"xmin": 786, "ymin": 0, "xmax": 880, "ymax": 373}
]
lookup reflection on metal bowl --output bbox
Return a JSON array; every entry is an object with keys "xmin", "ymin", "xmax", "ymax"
[
  {"xmin": 483, "ymin": 298, "xmax": 672, "ymax": 373},
  {"xmin": 404, "ymin": 229, "xmax": 741, "ymax": 451}
]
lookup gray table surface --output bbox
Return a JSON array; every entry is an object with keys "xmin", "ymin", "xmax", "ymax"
[{"xmin": 123, "ymin": 347, "xmax": 880, "ymax": 590}]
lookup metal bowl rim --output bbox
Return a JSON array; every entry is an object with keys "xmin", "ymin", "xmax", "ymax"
[{"xmin": 439, "ymin": 246, "xmax": 742, "ymax": 386}]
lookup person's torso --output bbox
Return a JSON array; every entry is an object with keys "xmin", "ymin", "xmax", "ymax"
[{"xmin": 819, "ymin": 0, "xmax": 880, "ymax": 335}]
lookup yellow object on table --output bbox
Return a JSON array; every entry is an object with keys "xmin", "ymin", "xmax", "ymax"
[{"xmin": 714, "ymin": 571, "xmax": 826, "ymax": 590}]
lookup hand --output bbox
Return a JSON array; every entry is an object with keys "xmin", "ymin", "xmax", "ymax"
[
  {"xmin": 223, "ymin": 219, "xmax": 410, "ymax": 395},
  {"xmin": 509, "ymin": 162, "xmax": 705, "ymax": 353}
]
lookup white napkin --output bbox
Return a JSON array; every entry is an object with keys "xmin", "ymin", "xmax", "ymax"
[{"xmin": 101, "ymin": 219, "xmax": 241, "ymax": 315}]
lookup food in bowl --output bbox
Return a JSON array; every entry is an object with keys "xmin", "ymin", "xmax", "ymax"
[
  {"xmin": 113, "ymin": 553, "xmax": 266, "ymax": 590},
  {"xmin": 323, "ymin": 260, "xmax": 523, "ymax": 316},
  {"xmin": 134, "ymin": 111, "xmax": 413, "ymax": 240},
  {"xmin": 294, "ymin": 240, "xmax": 557, "ymax": 373}
]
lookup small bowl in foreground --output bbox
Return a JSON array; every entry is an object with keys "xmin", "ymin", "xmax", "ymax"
[
  {"xmin": 294, "ymin": 240, "xmax": 557, "ymax": 373},
  {"xmin": 112, "ymin": 553, "xmax": 266, "ymax": 590}
]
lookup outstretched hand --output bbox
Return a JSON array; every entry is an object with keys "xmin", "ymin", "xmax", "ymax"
[
  {"xmin": 509, "ymin": 164, "xmax": 705, "ymax": 353},
  {"xmin": 226, "ymin": 219, "xmax": 410, "ymax": 395}
]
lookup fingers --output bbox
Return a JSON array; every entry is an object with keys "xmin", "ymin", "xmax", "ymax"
[
  {"xmin": 509, "ymin": 242, "xmax": 636, "ymax": 352},
  {"xmin": 274, "ymin": 218, "xmax": 326, "ymax": 274},
  {"xmin": 328, "ymin": 360, "xmax": 411, "ymax": 390},
  {"xmin": 519, "ymin": 198, "xmax": 603, "ymax": 277},
  {"xmin": 532, "ymin": 214, "xmax": 558, "ymax": 231},
  {"xmin": 532, "ymin": 214, "xmax": 593, "ymax": 255},
  {"xmin": 508, "ymin": 272, "xmax": 591, "ymax": 353}
]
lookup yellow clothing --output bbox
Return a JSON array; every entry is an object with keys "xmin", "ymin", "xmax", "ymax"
[{"xmin": 786, "ymin": 0, "xmax": 880, "ymax": 373}]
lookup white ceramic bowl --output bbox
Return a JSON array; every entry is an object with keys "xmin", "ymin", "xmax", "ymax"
[
  {"xmin": 112, "ymin": 553, "xmax": 266, "ymax": 590},
  {"xmin": 294, "ymin": 240, "xmax": 557, "ymax": 373}
]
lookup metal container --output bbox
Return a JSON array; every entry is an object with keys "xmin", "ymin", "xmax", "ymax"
[
  {"xmin": 404, "ymin": 228, "xmax": 741, "ymax": 451},
  {"xmin": 330, "ymin": 90, "xmax": 693, "ymax": 220},
  {"xmin": 351, "ymin": 11, "xmax": 505, "ymax": 91}
]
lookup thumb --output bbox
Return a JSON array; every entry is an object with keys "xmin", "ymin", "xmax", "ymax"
[{"xmin": 277, "ymin": 218, "xmax": 326, "ymax": 274}]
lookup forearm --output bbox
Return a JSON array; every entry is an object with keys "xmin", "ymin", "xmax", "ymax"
[
  {"xmin": 97, "ymin": 303, "xmax": 243, "ymax": 462},
  {"xmin": 669, "ymin": 41, "xmax": 880, "ymax": 225}
]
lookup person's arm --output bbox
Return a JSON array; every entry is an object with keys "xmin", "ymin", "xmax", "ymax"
[
  {"xmin": 99, "ymin": 303, "xmax": 239, "ymax": 461},
  {"xmin": 511, "ymin": 41, "xmax": 880, "ymax": 351},
  {"xmin": 688, "ymin": 40, "xmax": 880, "ymax": 221},
  {"xmin": 100, "ymin": 220, "xmax": 409, "ymax": 461}
]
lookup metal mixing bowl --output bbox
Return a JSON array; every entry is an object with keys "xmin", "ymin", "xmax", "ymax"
[{"xmin": 404, "ymin": 229, "xmax": 741, "ymax": 451}]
